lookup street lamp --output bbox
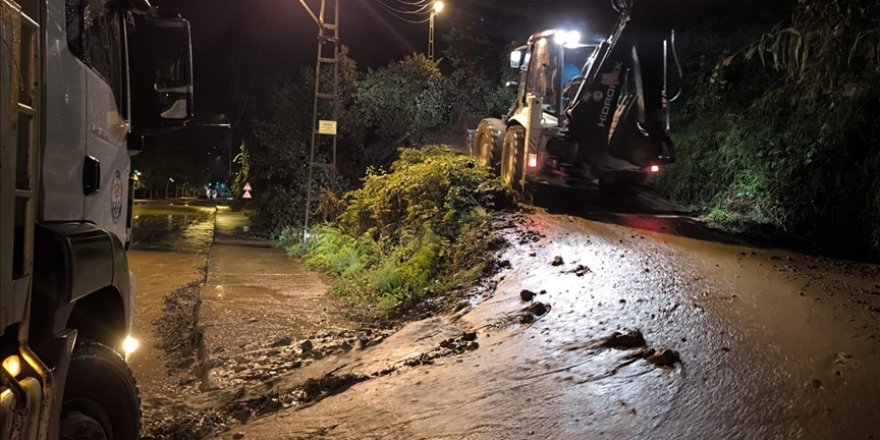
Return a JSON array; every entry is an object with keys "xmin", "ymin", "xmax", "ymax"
[
  {"xmin": 166, "ymin": 177, "xmax": 174, "ymax": 199},
  {"xmin": 428, "ymin": 1, "xmax": 444, "ymax": 60}
]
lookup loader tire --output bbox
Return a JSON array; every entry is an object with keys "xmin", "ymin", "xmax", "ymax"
[
  {"xmin": 476, "ymin": 118, "xmax": 505, "ymax": 174},
  {"xmin": 501, "ymin": 125, "xmax": 526, "ymax": 193},
  {"xmin": 60, "ymin": 341, "xmax": 141, "ymax": 440}
]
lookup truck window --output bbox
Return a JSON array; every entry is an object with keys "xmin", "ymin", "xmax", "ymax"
[{"xmin": 65, "ymin": 0, "xmax": 127, "ymax": 118}]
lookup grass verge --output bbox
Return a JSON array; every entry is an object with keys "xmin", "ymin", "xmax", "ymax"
[{"xmin": 282, "ymin": 146, "xmax": 507, "ymax": 320}]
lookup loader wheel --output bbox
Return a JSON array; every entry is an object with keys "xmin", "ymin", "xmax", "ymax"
[
  {"xmin": 60, "ymin": 341, "xmax": 141, "ymax": 440},
  {"xmin": 501, "ymin": 125, "xmax": 526, "ymax": 193},
  {"xmin": 476, "ymin": 118, "xmax": 505, "ymax": 174}
]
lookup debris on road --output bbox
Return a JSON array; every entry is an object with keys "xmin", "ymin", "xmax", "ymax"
[
  {"xmin": 525, "ymin": 301, "xmax": 549, "ymax": 316},
  {"xmin": 644, "ymin": 348, "xmax": 681, "ymax": 368},
  {"xmin": 403, "ymin": 331, "xmax": 482, "ymax": 367},
  {"xmin": 551, "ymin": 256, "xmax": 565, "ymax": 266},
  {"xmin": 567, "ymin": 264, "xmax": 591, "ymax": 276},
  {"xmin": 597, "ymin": 330, "xmax": 647, "ymax": 349},
  {"xmin": 520, "ymin": 289, "xmax": 536, "ymax": 301}
]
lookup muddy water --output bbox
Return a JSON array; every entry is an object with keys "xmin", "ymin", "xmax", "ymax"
[
  {"xmin": 127, "ymin": 203, "xmax": 216, "ymax": 414},
  {"xmin": 228, "ymin": 213, "xmax": 880, "ymax": 439},
  {"xmin": 199, "ymin": 244, "xmax": 353, "ymax": 390}
]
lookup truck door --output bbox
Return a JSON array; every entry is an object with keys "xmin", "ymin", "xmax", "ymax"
[
  {"xmin": 41, "ymin": 0, "xmax": 89, "ymax": 222},
  {"xmin": 73, "ymin": 0, "xmax": 130, "ymax": 243}
]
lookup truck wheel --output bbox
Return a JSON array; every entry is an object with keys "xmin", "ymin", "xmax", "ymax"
[
  {"xmin": 501, "ymin": 126, "xmax": 526, "ymax": 193},
  {"xmin": 476, "ymin": 118, "xmax": 505, "ymax": 174},
  {"xmin": 60, "ymin": 341, "xmax": 140, "ymax": 440}
]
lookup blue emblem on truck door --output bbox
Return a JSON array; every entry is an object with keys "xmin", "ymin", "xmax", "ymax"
[{"xmin": 111, "ymin": 170, "xmax": 123, "ymax": 223}]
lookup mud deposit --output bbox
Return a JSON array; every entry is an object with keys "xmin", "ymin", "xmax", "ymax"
[{"xmin": 140, "ymin": 323, "xmax": 483, "ymax": 439}]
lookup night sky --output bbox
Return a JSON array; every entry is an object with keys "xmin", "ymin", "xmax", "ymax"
[{"xmin": 151, "ymin": 0, "xmax": 630, "ymax": 122}]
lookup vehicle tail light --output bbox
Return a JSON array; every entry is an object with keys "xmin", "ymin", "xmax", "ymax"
[
  {"xmin": 528, "ymin": 154, "xmax": 539, "ymax": 169},
  {"xmin": 649, "ymin": 164, "xmax": 661, "ymax": 173}
]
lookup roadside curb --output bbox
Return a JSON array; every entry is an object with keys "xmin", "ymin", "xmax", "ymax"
[{"xmin": 212, "ymin": 237, "xmax": 275, "ymax": 248}]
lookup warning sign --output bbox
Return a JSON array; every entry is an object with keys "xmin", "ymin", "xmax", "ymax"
[
  {"xmin": 318, "ymin": 120, "xmax": 337, "ymax": 135},
  {"xmin": 242, "ymin": 182, "xmax": 253, "ymax": 199}
]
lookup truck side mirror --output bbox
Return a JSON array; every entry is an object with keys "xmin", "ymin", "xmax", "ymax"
[{"xmin": 128, "ymin": 16, "xmax": 194, "ymax": 136}]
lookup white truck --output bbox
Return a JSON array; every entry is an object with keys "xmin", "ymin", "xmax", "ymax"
[{"xmin": 1, "ymin": 0, "xmax": 192, "ymax": 438}]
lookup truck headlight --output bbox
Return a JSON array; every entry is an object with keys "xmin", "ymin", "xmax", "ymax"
[{"xmin": 122, "ymin": 336, "xmax": 139, "ymax": 359}]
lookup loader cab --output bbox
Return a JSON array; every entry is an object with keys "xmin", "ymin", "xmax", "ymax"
[{"xmin": 509, "ymin": 30, "xmax": 596, "ymax": 126}]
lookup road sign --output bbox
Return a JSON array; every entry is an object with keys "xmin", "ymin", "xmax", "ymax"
[
  {"xmin": 242, "ymin": 190, "xmax": 252, "ymax": 200},
  {"xmin": 318, "ymin": 120, "xmax": 337, "ymax": 135},
  {"xmin": 243, "ymin": 182, "xmax": 252, "ymax": 192}
]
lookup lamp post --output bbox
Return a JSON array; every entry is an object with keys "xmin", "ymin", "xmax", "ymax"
[
  {"xmin": 165, "ymin": 177, "xmax": 174, "ymax": 199},
  {"xmin": 428, "ymin": 1, "xmax": 444, "ymax": 60}
]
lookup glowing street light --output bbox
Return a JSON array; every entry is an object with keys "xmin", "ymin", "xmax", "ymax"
[{"xmin": 428, "ymin": 1, "xmax": 445, "ymax": 60}]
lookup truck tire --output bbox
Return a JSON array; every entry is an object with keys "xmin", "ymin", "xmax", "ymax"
[
  {"xmin": 501, "ymin": 125, "xmax": 526, "ymax": 193},
  {"xmin": 60, "ymin": 341, "xmax": 141, "ymax": 440},
  {"xmin": 476, "ymin": 118, "xmax": 505, "ymax": 174}
]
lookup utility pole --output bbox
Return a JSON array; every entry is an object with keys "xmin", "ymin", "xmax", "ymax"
[{"xmin": 300, "ymin": 0, "xmax": 340, "ymax": 238}]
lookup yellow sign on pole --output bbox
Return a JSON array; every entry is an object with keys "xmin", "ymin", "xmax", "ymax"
[{"xmin": 318, "ymin": 120, "xmax": 337, "ymax": 135}]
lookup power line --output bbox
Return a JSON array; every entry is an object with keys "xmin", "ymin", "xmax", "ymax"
[{"xmin": 373, "ymin": 0, "xmax": 437, "ymax": 24}]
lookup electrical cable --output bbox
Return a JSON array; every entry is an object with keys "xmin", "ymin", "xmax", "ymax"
[{"xmin": 371, "ymin": 0, "xmax": 438, "ymax": 24}]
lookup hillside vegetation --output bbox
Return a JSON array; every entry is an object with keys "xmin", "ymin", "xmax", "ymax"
[{"xmin": 659, "ymin": 0, "xmax": 880, "ymax": 258}]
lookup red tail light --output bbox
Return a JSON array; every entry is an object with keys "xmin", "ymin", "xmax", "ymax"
[
  {"xmin": 649, "ymin": 164, "xmax": 661, "ymax": 173},
  {"xmin": 528, "ymin": 154, "xmax": 539, "ymax": 168}
]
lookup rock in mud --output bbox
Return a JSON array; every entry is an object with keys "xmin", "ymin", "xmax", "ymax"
[
  {"xmin": 271, "ymin": 336, "xmax": 293, "ymax": 348},
  {"xmin": 571, "ymin": 264, "xmax": 591, "ymax": 276},
  {"xmin": 300, "ymin": 339, "xmax": 314, "ymax": 353},
  {"xmin": 599, "ymin": 330, "xmax": 647, "ymax": 349},
  {"xmin": 301, "ymin": 372, "xmax": 367, "ymax": 403},
  {"xmin": 519, "ymin": 313, "xmax": 535, "ymax": 324},
  {"xmin": 520, "ymin": 289, "xmax": 536, "ymax": 302},
  {"xmin": 551, "ymin": 256, "xmax": 565, "ymax": 266},
  {"xmin": 644, "ymin": 348, "xmax": 680, "ymax": 368},
  {"xmin": 461, "ymin": 332, "xmax": 478, "ymax": 341},
  {"xmin": 525, "ymin": 301, "xmax": 549, "ymax": 316}
]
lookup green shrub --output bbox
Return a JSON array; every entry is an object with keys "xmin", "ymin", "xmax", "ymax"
[
  {"xmin": 659, "ymin": 0, "xmax": 880, "ymax": 258},
  {"xmin": 288, "ymin": 146, "xmax": 506, "ymax": 320}
]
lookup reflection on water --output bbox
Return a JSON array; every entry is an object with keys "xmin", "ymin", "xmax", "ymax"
[{"xmin": 131, "ymin": 213, "xmax": 214, "ymax": 253}]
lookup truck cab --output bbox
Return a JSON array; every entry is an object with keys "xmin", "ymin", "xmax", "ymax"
[{"xmin": 1, "ymin": 0, "xmax": 193, "ymax": 438}]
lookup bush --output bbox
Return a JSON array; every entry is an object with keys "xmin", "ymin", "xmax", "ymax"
[
  {"xmin": 287, "ymin": 146, "xmax": 507, "ymax": 320},
  {"xmin": 659, "ymin": 0, "xmax": 880, "ymax": 259}
]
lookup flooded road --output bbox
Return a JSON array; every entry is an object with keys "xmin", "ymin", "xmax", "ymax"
[
  {"xmin": 126, "ymin": 201, "xmax": 362, "ymax": 437},
  {"xmin": 125, "ymin": 199, "xmax": 880, "ymax": 439},
  {"xmin": 127, "ymin": 202, "xmax": 215, "ymax": 400},
  {"xmin": 223, "ymin": 213, "xmax": 880, "ymax": 440}
]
